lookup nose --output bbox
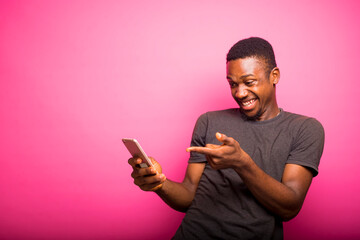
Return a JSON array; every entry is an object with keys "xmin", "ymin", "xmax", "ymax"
[{"xmin": 235, "ymin": 85, "xmax": 248, "ymax": 99}]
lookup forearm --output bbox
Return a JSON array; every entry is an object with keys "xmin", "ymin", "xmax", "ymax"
[
  {"xmin": 235, "ymin": 158, "xmax": 311, "ymax": 221},
  {"xmin": 155, "ymin": 179, "xmax": 196, "ymax": 212}
]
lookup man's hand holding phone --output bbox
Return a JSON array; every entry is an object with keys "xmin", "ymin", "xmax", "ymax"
[
  {"xmin": 124, "ymin": 138, "xmax": 166, "ymax": 191},
  {"xmin": 128, "ymin": 157, "xmax": 166, "ymax": 192}
]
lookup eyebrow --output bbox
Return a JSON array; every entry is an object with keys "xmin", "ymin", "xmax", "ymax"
[{"xmin": 227, "ymin": 74, "xmax": 255, "ymax": 81}]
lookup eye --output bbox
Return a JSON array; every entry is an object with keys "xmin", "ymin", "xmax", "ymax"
[
  {"xmin": 228, "ymin": 81, "xmax": 237, "ymax": 88},
  {"xmin": 245, "ymin": 80, "xmax": 256, "ymax": 86}
]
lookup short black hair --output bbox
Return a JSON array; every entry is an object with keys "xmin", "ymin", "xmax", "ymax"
[{"xmin": 226, "ymin": 37, "xmax": 277, "ymax": 75}]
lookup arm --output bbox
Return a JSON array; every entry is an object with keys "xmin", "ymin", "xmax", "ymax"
[
  {"xmin": 235, "ymin": 160, "xmax": 312, "ymax": 221},
  {"xmin": 128, "ymin": 157, "xmax": 205, "ymax": 212},
  {"xmin": 187, "ymin": 132, "xmax": 313, "ymax": 221},
  {"xmin": 155, "ymin": 163, "xmax": 205, "ymax": 212}
]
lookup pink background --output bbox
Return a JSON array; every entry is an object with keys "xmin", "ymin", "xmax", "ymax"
[{"xmin": 1, "ymin": 0, "xmax": 359, "ymax": 239}]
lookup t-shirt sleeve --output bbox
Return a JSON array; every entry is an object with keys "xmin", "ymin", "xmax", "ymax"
[
  {"xmin": 287, "ymin": 118, "xmax": 325, "ymax": 177},
  {"xmin": 188, "ymin": 113, "xmax": 208, "ymax": 163}
]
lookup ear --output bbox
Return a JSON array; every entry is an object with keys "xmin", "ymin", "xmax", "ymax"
[{"xmin": 270, "ymin": 67, "xmax": 280, "ymax": 85}]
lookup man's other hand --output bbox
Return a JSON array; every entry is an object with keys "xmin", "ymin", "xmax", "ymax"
[{"xmin": 187, "ymin": 132, "xmax": 251, "ymax": 170}]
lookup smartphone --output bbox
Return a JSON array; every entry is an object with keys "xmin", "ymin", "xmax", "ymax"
[{"xmin": 122, "ymin": 138, "xmax": 154, "ymax": 168}]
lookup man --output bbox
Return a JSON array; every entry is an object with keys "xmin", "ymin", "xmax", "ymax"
[{"xmin": 128, "ymin": 37, "xmax": 324, "ymax": 239}]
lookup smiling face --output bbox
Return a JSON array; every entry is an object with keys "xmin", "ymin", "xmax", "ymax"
[{"xmin": 226, "ymin": 57, "xmax": 280, "ymax": 121}]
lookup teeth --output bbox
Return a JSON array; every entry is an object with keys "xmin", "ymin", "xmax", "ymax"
[{"xmin": 242, "ymin": 99, "xmax": 255, "ymax": 106}]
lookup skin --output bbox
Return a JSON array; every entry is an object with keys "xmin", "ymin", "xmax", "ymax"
[
  {"xmin": 128, "ymin": 57, "xmax": 314, "ymax": 220},
  {"xmin": 128, "ymin": 157, "xmax": 204, "ymax": 212},
  {"xmin": 226, "ymin": 57, "xmax": 280, "ymax": 121}
]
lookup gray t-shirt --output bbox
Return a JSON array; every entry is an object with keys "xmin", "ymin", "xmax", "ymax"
[{"xmin": 173, "ymin": 108, "xmax": 324, "ymax": 240}]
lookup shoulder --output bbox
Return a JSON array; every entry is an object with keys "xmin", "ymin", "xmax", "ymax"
[
  {"xmin": 281, "ymin": 111, "xmax": 325, "ymax": 150},
  {"xmin": 280, "ymin": 111, "xmax": 324, "ymax": 133},
  {"xmin": 281, "ymin": 111, "xmax": 325, "ymax": 176},
  {"xmin": 198, "ymin": 108, "xmax": 241, "ymax": 121}
]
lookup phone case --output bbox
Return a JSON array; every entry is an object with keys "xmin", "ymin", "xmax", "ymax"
[{"xmin": 122, "ymin": 138, "xmax": 154, "ymax": 168}]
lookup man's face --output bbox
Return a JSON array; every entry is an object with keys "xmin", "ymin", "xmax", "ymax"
[{"xmin": 226, "ymin": 57, "xmax": 279, "ymax": 121}]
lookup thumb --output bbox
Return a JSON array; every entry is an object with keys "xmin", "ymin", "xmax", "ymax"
[{"xmin": 216, "ymin": 132, "xmax": 232, "ymax": 144}]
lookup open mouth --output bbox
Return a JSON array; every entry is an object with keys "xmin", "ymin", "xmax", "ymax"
[{"xmin": 240, "ymin": 99, "xmax": 257, "ymax": 110}]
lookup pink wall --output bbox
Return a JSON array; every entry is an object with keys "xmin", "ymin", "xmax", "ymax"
[{"xmin": 1, "ymin": 0, "xmax": 359, "ymax": 239}]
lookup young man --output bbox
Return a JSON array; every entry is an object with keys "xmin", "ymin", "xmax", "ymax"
[{"xmin": 128, "ymin": 37, "xmax": 325, "ymax": 239}]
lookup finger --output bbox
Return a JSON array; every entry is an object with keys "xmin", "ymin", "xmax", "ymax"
[
  {"xmin": 134, "ymin": 175, "xmax": 157, "ymax": 187},
  {"xmin": 134, "ymin": 173, "xmax": 165, "ymax": 188},
  {"xmin": 131, "ymin": 166, "xmax": 157, "ymax": 178},
  {"xmin": 148, "ymin": 157, "xmax": 163, "ymax": 175},
  {"xmin": 205, "ymin": 154, "xmax": 213, "ymax": 165},
  {"xmin": 205, "ymin": 143, "xmax": 221, "ymax": 149},
  {"xmin": 141, "ymin": 178, "xmax": 166, "ymax": 191},
  {"xmin": 128, "ymin": 157, "xmax": 142, "ymax": 167},
  {"xmin": 147, "ymin": 174, "xmax": 167, "ymax": 191},
  {"xmin": 216, "ymin": 132, "xmax": 233, "ymax": 145},
  {"xmin": 206, "ymin": 155, "xmax": 221, "ymax": 170},
  {"xmin": 186, "ymin": 146, "xmax": 216, "ymax": 155}
]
